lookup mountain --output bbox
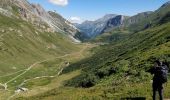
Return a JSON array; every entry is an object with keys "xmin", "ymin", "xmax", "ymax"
[
  {"xmin": 75, "ymin": 14, "xmax": 127, "ymax": 39},
  {"xmin": 0, "ymin": 0, "xmax": 80, "ymax": 42},
  {"xmin": 0, "ymin": 0, "xmax": 84, "ymax": 76}
]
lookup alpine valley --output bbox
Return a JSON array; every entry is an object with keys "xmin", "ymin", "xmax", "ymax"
[{"xmin": 0, "ymin": 0, "xmax": 170, "ymax": 100}]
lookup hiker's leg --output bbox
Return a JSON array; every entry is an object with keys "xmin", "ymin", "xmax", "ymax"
[
  {"xmin": 152, "ymin": 83, "xmax": 156, "ymax": 100},
  {"xmin": 158, "ymin": 89, "xmax": 163, "ymax": 100},
  {"xmin": 153, "ymin": 89, "xmax": 156, "ymax": 100}
]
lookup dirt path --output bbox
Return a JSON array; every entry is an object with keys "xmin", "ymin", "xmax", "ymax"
[
  {"xmin": 5, "ymin": 44, "xmax": 90, "ymax": 100},
  {"xmin": 13, "ymin": 70, "xmax": 81, "ymax": 99},
  {"xmin": 18, "ymin": 62, "xmax": 65, "ymax": 88},
  {"xmin": 3, "ymin": 51, "xmax": 78, "ymax": 90},
  {"xmin": 0, "ymin": 69, "xmax": 26, "ymax": 78},
  {"xmin": 6, "ymin": 65, "xmax": 65, "ymax": 100}
]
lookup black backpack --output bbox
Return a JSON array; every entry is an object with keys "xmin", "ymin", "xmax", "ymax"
[{"xmin": 160, "ymin": 65, "xmax": 169, "ymax": 83}]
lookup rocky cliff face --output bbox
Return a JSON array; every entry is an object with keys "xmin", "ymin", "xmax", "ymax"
[
  {"xmin": 48, "ymin": 11, "xmax": 78, "ymax": 36},
  {"xmin": 103, "ymin": 15, "xmax": 126, "ymax": 32},
  {"xmin": 0, "ymin": 0, "xmax": 80, "ymax": 42}
]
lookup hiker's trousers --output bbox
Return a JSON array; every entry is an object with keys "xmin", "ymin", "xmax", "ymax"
[{"xmin": 152, "ymin": 82, "xmax": 163, "ymax": 100}]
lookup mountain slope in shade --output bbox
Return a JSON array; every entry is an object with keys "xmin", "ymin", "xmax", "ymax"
[{"xmin": 103, "ymin": 15, "xmax": 128, "ymax": 32}]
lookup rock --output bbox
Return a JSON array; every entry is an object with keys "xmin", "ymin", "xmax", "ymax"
[
  {"xmin": 35, "ymin": 31, "xmax": 39, "ymax": 35},
  {"xmin": 15, "ymin": 89, "xmax": 21, "ymax": 93},
  {"xmin": 15, "ymin": 87, "xmax": 28, "ymax": 93},
  {"xmin": 1, "ymin": 29, "xmax": 5, "ymax": 33},
  {"xmin": 18, "ymin": 32, "xmax": 23, "ymax": 37},
  {"xmin": 9, "ymin": 28, "xmax": 14, "ymax": 31}
]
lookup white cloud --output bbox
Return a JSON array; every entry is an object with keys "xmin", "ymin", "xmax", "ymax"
[
  {"xmin": 69, "ymin": 17, "xmax": 83, "ymax": 24},
  {"xmin": 49, "ymin": 0, "xmax": 68, "ymax": 6}
]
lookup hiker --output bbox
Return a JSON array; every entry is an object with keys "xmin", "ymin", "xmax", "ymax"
[{"xmin": 147, "ymin": 60, "xmax": 169, "ymax": 100}]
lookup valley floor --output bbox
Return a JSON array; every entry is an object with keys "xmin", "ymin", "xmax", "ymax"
[{"xmin": 0, "ymin": 43, "xmax": 95, "ymax": 100}]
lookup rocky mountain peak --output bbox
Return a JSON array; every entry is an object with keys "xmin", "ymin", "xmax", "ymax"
[{"xmin": 96, "ymin": 14, "xmax": 118, "ymax": 23}]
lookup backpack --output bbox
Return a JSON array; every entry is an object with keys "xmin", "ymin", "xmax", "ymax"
[{"xmin": 160, "ymin": 65, "xmax": 169, "ymax": 83}]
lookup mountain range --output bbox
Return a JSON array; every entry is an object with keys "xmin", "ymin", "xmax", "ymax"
[{"xmin": 74, "ymin": 10, "xmax": 158, "ymax": 40}]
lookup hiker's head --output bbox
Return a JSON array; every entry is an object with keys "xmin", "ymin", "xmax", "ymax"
[{"xmin": 154, "ymin": 60, "xmax": 161, "ymax": 67}]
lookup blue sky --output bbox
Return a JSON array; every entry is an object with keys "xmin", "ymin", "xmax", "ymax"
[{"xmin": 28, "ymin": 0, "xmax": 169, "ymax": 23}]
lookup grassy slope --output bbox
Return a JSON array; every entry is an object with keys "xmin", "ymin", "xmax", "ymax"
[
  {"xmin": 126, "ymin": 4, "xmax": 170, "ymax": 32},
  {"xmin": 9, "ymin": 44, "xmax": 93, "ymax": 100},
  {"xmin": 19, "ymin": 20, "xmax": 170, "ymax": 99},
  {"xmin": 90, "ymin": 28, "xmax": 130, "ymax": 43},
  {"xmin": 0, "ymin": 12, "xmax": 92, "ymax": 99},
  {"xmin": 0, "ymin": 13, "xmax": 81, "ymax": 75}
]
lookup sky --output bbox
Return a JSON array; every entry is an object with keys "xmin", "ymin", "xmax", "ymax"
[{"xmin": 28, "ymin": 0, "xmax": 169, "ymax": 23}]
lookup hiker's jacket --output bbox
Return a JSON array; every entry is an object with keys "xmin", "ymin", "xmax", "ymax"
[{"xmin": 148, "ymin": 67, "xmax": 163, "ymax": 83}]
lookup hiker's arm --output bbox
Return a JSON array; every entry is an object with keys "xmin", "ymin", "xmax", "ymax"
[
  {"xmin": 167, "ymin": 67, "xmax": 169, "ymax": 73},
  {"xmin": 146, "ymin": 67, "xmax": 154, "ymax": 74},
  {"xmin": 165, "ymin": 65, "xmax": 169, "ymax": 72}
]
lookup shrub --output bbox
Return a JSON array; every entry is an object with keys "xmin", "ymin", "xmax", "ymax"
[{"xmin": 78, "ymin": 73, "xmax": 98, "ymax": 88}]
